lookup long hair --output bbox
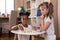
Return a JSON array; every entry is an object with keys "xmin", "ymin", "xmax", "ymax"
[{"xmin": 39, "ymin": 2, "xmax": 54, "ymax": 19}]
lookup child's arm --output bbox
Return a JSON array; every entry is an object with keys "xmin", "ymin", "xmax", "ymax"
[
  {"xmin": 11, "ymin": 25, "xmax": 18, "ymax": 30},
  {"xmin": 11, "ymin": 24, "xmax": 24, "ymax": 30},
  {"xmin": 40, "ymin": 15, "xmax": 51, "ymax": 31},
  {"xmin": 41, "ymin": 20, "xmax": 51, "ymax": 31}
]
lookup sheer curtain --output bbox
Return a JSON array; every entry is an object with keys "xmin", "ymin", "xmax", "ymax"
[
  {"xmin": 0, "ymin": 0, "xmax": 14, "ymax": 16},
  {"xmin": 0, "ymin": 0, "xmax": 5, "ymax": 14},
  {"xmin": 6, "ymin": 0, "xmax": 14, "ymax": 14}
]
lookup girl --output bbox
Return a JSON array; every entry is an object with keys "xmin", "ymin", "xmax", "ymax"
[
  {"xmin": 39, "ymin": 2, "xmax": 56, "ymax": 40},
  {"xmin": 11, "ymin": 12, "xmax": 32, "ymax": 40}
]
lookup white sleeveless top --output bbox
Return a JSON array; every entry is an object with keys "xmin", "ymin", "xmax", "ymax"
[{"xmin": 18, "ymin": 24, "xmax": 32, "ymax": 40}]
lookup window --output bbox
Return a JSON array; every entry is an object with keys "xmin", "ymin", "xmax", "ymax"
[
  {"xmin": 0, "ymin": 0, "xmax": 5, "ymax": 14},
  {"xmin": 6, "ymin": 0, "xmax": 14, "ymax": 14},
  {"xmin": 0, "ymin": 0, "xmax": 14, "ymax": 15}
]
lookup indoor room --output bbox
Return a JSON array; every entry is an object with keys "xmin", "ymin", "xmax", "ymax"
[{"xmin": 0, "ymin": 0, "xmax": 60, "ymax": 40}]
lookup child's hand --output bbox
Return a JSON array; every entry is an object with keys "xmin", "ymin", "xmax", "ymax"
[
  {"xmin": 18, "ymin": 24, "xmax": 24, "ymax": 30},
  {"xmin": 40, "ymin": 15, "xmax": 45, "ymax": 20}
]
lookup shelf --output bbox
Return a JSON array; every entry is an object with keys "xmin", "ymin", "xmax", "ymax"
[
  {"xmin": 26, "ymin": 1, "xmax": 30, "ymax": 11},
  {"xmin": 26, "ymin": 8, "xmax": 37, "ymax": 11},
  {"xmin": 30, "ymin": 7, "xmax": 37, "ymax": 10},
  {"xmin": 30, "ymin": 0, "xmax": 36, "ymax": 2},
  {"xmin": 29, "ymin": 16, "xmax": 37, "ymax": 18},
  {"xmin": 17, "ymin": 21, "xmax": 21, "ymax": 22},
  {"xmin": 26, "ymin": 8, "xmax": 30, "ymax": 10},
  {"xmin": 26, "ymin": 0, "xmax": 30, "ymax": 2}
]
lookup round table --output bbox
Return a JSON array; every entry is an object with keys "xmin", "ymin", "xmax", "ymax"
[
  {"xmin": 11, "ymin": 30, "xmax": 45, "ymax": 35},
  {"xmin": 11, "ymin": 30, "xmax": 45, "ymax": 40}
]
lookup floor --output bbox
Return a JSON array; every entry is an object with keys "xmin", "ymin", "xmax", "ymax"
[
  {"xmin": 0, "ymin": 34, "xmax": 14, "ymax": 40},
  {"xmin": 0, "ymin": 34, "xmax": 60, "ymax": 40}
]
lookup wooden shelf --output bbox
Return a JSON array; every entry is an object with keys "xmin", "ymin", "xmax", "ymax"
[{"xmin": 0, "ymin": 16, "xmax": 9, "ymax": 19}]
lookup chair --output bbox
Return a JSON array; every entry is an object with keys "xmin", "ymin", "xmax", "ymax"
[
  {"xmin": 8, "ymin": 10, "xmax": 17, "ymax": 37},
  {"xmin": 0, "ymin": 27, "xmax": 2, "ymax": 37}
]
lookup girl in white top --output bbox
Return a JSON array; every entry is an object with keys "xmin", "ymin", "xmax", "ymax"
[
  {"xmin": 39, "ymin": 2, "xmax": 56, "ymax": 40},
  {"xmin": 11, "ymin": 12, "xmax": 32, "ymax": 40},
  {"xmin": 18, "ymin": 24, "xmax": 32, "ymax": 40}
]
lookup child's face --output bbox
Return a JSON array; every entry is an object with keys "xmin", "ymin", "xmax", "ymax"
[
  {"xmin": 40, "ymin": 5, "xmax": 48, "ymax": 16},
  {"xmin": 21, "ymin": 15, "xmax": 28, "ymax": 25}
]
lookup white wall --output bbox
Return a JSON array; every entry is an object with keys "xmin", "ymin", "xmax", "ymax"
[{"xmin": 58, "ymin": 0, "xmax": 60, "ymax": 38}]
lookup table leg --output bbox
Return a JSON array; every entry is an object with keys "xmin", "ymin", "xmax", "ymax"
[
  {"xmin": 14, "ymin": 34, "xmax": 17, "ymax": 40},
  {"xmin": 31, "ymin": 36, "xmax": 35, "ymax": 40}
]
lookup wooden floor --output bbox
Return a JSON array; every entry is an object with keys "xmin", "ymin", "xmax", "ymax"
[{"xmin": 0, "ymin": 34, "xmax": 60, "ymax": 40}]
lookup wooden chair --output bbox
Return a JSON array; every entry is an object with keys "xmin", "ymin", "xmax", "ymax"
[{"xmin": 9, "ymin": 10, "xmax": 17, "ymax": 37}]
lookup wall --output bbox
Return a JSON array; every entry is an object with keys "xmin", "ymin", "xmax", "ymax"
[
  {"xmin": 51, "ymin": 0, "xmax": 58, "ymax": 38},
  {"xmin": 14, "ymin": 0, "xmax": 29, "ymax": 10},
  {"xmin": 58, "ymin": 0, "xmax": 60, "ymax": 38},
  {"xmin": 14, "ymin": 0, "xmax": 29, "ymax": 17},
  {"xmin": 14, "ymin": 0, "xmax": 22, "ymax": 10}
]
